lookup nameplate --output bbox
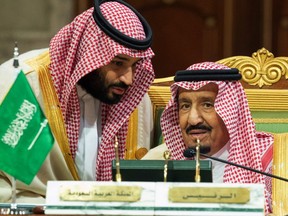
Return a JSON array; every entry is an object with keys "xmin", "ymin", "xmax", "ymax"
[
  {"xmin": 154, "ymin": 183, "xmax": 264, "ymax": 216},
  {"xmin": 45, "ymin": 181, "xmax": 264, "ymax": 215},
  {"xmin": 60, "ymin": 185, "xmax": 141, "ymax": 202},
  {"xmin": 45, "ymin": 181, "xmax": 155, "ymax": 215},
  {"xmin": 169, "ymin": 187, "xmax": 249, "ymax": 203}
]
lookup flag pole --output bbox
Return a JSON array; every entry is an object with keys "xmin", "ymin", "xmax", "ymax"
[
  {"xmin": 9, "ymin": 42, "xmax": 20, "ymax": 214},
  {"xmin": 0, "ymin": 42, "xmax": 20, "ymax": 215},
  {"xmin": 10, "ymin": 176, "xmax": 17, "ymax": 212}
]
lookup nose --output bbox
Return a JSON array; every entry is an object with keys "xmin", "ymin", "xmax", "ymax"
[
  {"xmin": 119, "ymin": 67, "xmax": 133, "ymax": 86},
  {"xmin": 187, "ymin": 107, "xmax": 204, "ymax": 126}
]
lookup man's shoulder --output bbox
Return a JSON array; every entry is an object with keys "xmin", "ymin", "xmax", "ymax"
[
  {"xmin": 0, "ymin": 48, "xmax": 50, "ymax": 104},
  {"xmin": 0, "ymin": 48, "xmax": 49, "ymax": 75}
]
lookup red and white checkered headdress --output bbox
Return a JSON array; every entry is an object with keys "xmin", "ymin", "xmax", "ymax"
[
  {"xmin": 49, "ymin": 2, "xmax": 155, "ymax": 180},
  {"xmin": 161, "ymin": 62, "xmax": 273, "ymax": 211}
]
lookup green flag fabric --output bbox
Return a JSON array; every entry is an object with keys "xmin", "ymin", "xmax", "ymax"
[{"xmin": 0, "ymin": 70, "xmax": 54, "ymax": 185}]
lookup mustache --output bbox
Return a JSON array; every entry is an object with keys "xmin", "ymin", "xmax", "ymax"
[
  {"xmin": 109, "ymin": 82, "xmax": 129, "ymax": 90},
  {"xmin": 186, "ymin": 124, "xmax": 212, "ymax": 134}
]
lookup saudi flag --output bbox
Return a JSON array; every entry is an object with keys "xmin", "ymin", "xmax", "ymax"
[{"xmin": 0, "ymin": 70, "xmax": 54, "ymax": 185}]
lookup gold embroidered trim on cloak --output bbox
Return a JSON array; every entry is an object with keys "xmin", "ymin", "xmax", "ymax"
[{"xmin": 26, "ymin": 51, "xmax": 79, "ymax": 180}]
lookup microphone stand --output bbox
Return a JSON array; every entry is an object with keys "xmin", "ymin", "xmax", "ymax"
[
  {"xmin": 163, "ymin": 150, "xmax": 171, "ymax": 182},
  {"xmin": 114, "ymin": 136, "xmax": 122, "ymax": 182},
  {"xmin": 184, "ymin": 148, "xmax": 288, "ymax": 182},
  {"xmin": 194, "ymin": 139, "xmax": 201, "ymax": 183}
]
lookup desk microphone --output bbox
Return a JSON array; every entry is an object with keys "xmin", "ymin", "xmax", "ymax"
[{"xmin": 183, "ymin": 147, "xmax": 288, "ymax": 182}]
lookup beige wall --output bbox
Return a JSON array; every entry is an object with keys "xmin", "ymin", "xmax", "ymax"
[{"xmin": 0, "ymin": 0, "xmax": 74, "ymax": 64}]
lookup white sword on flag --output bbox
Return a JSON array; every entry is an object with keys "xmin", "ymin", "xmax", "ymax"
[{"xmin": 27, "ymin": 119, "xmax": 48, "ymax": 150}]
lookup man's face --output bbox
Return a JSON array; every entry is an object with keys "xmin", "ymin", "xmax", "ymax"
[
  {"xmin": 78, "ymin": 54, "xmax": 141, "ymax": 104},
  {"xmin": 178, "ymin": 83, "xmax": 229, "ymax": 156}
]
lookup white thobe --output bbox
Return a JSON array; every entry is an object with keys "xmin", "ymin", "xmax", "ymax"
[{"xmin": 75, "ymin": 85, "xmax": 102, "ymax": 180}]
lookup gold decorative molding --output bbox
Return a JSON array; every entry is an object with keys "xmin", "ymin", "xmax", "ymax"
[
  {"xmin": 272, "ymin": 133, "xmax": 288, "ymax": 216},
  {"xmin": 148, "ymin": 86, "xmax": 171, "ymax": 106},
  {"xmin": 152, "ymin": 76, "xmax": 174, "ymax": 84},
  {"xmin": 254, "ymin": 118, "xmax": 288, "ymax": 124},
  {"xmin": 148, "ymin": 87, "xmax": 288, "ymax": 113},
  {"xmin": 148, "ymin": 78, "xmax": 288, "ymax": 112},
  {"xmin": 148, "ymin": 85, "xmax": 171, "ymax": 120},
  {"xmin": 245, "ymin": 89, "xmax": 288, "ymax": 111},
  {"xmin": 217, "ymin": 47, "xmax": 288, "ymax": 87}
]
